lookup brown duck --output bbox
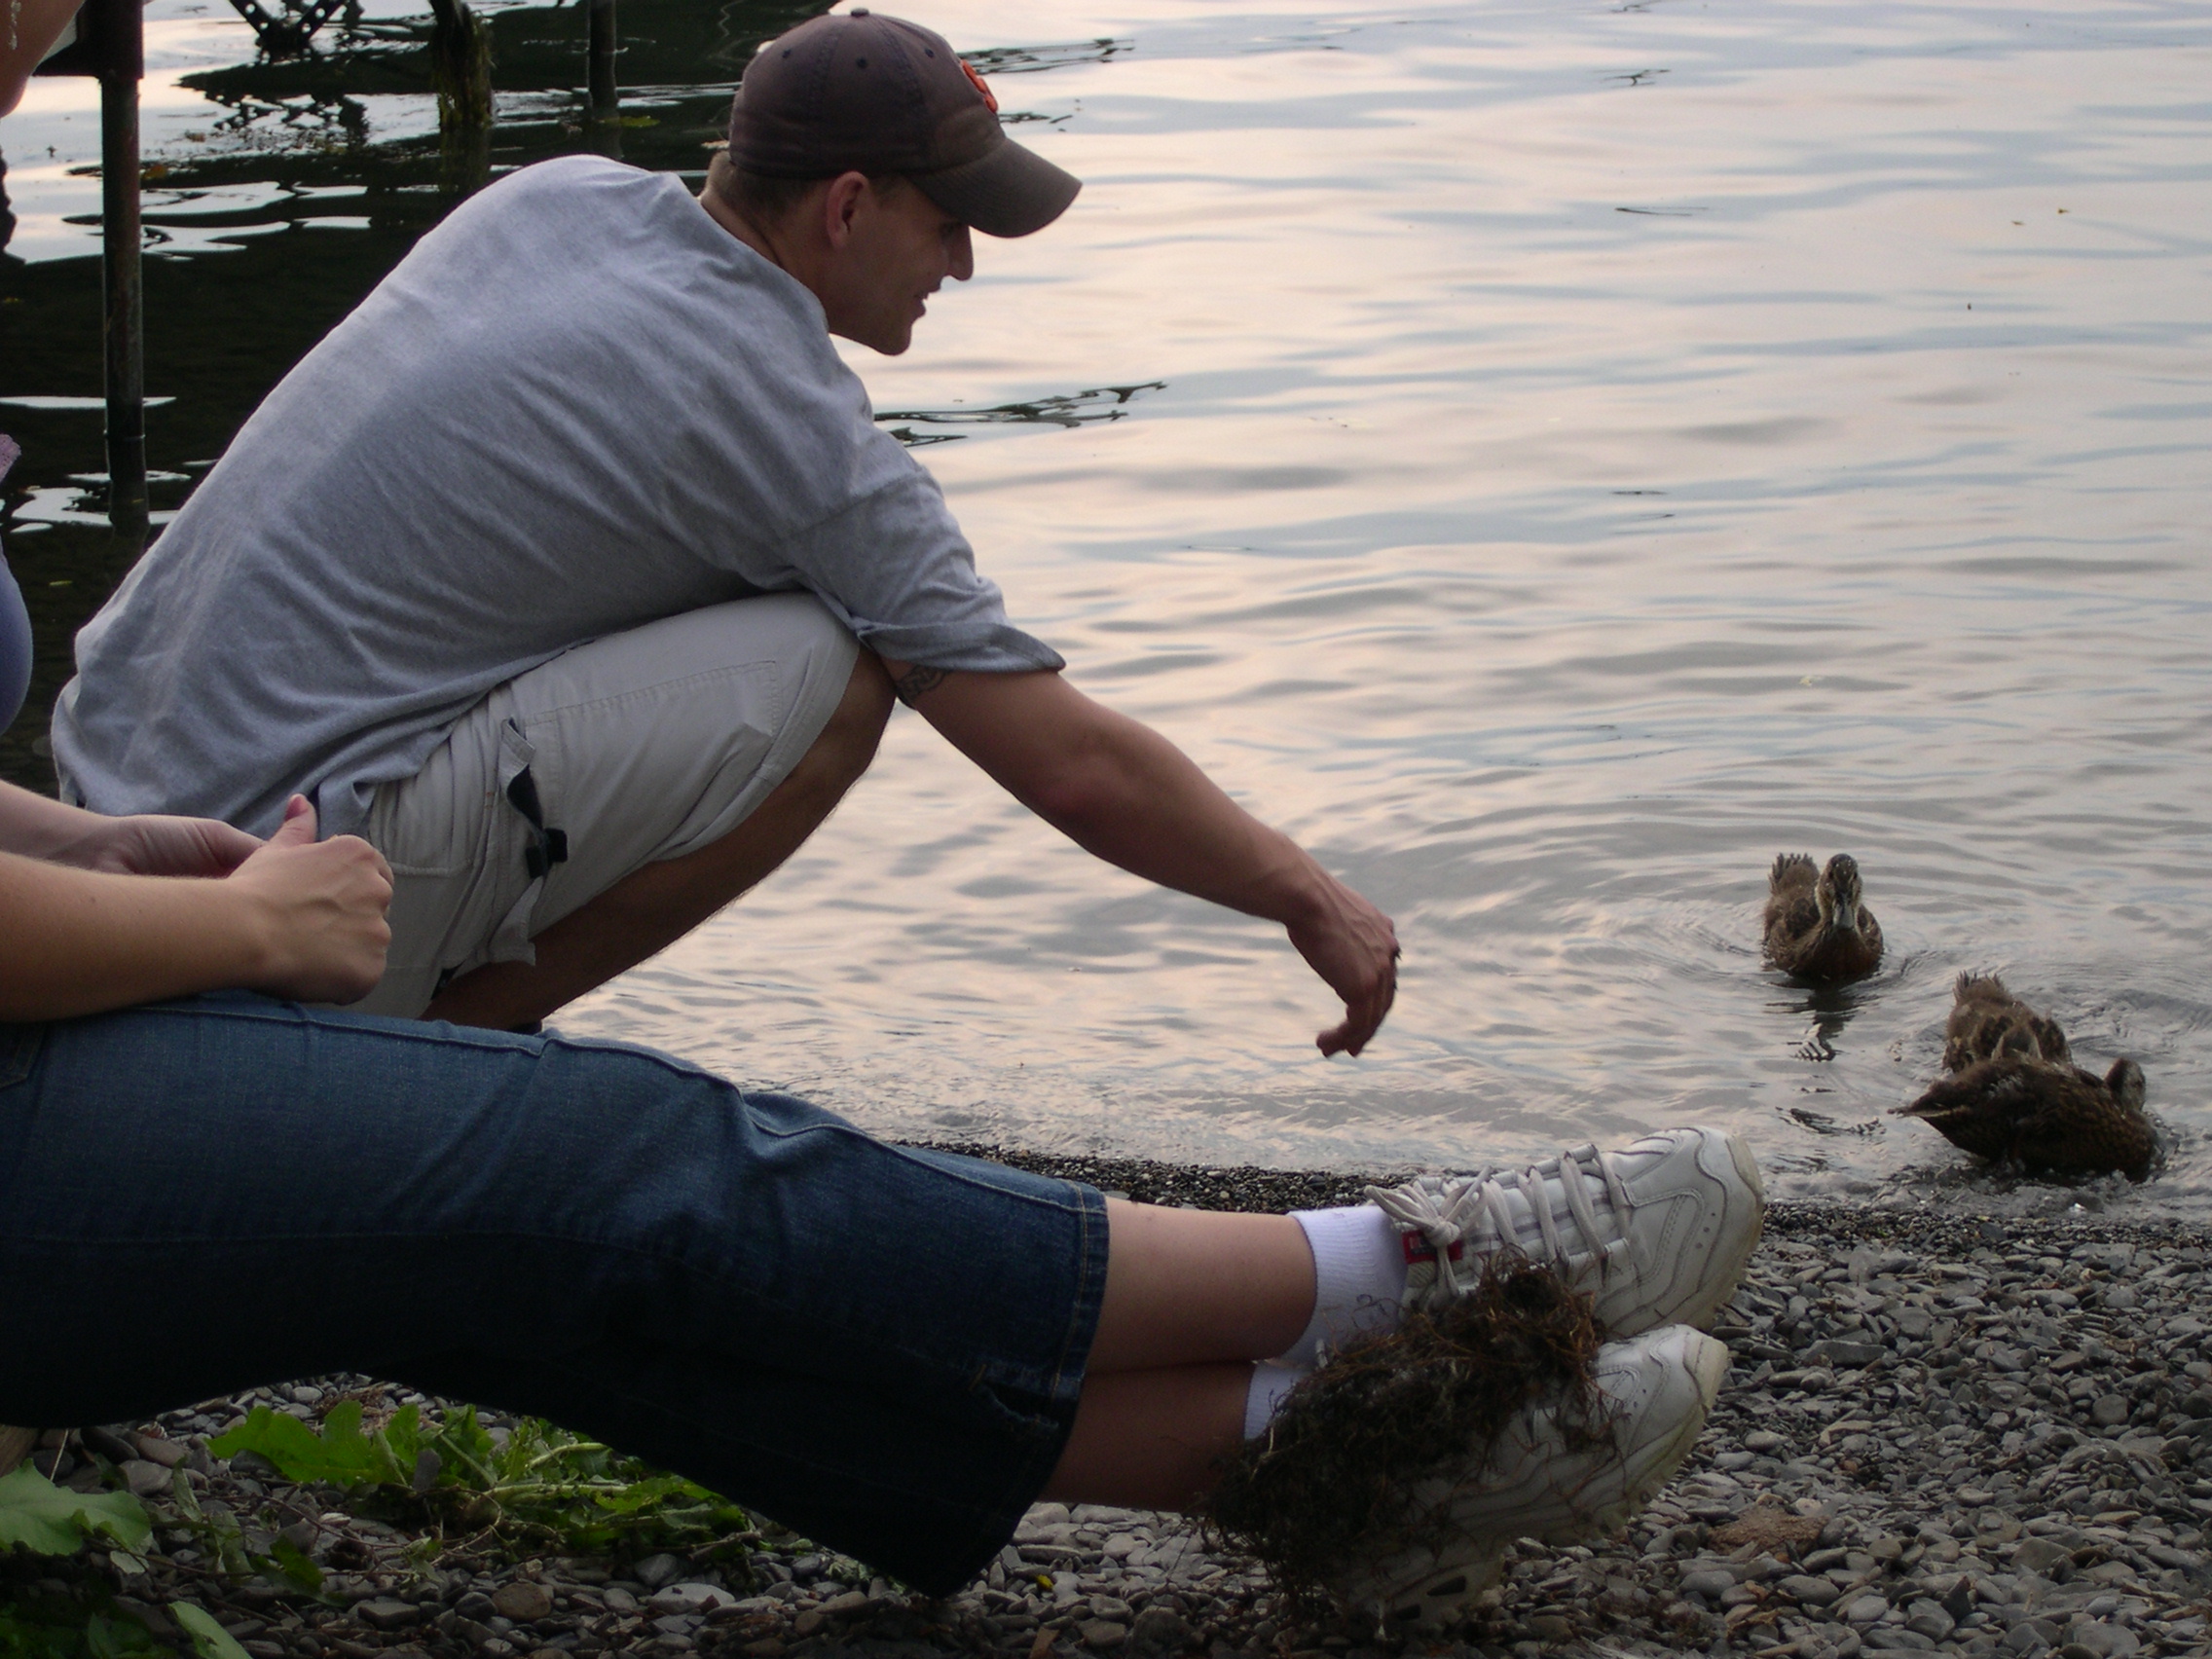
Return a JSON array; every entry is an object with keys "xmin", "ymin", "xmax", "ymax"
[
  {"xmin": 1942, "ymin": 973, "xmax": 2070, "ymax": 1072},
  {"xmin": 1895, "ymin": 1028, "xmax": 2156, "ymax": 1182},
  {"xmin": 1762, "ymin": 853, "xmax": 1883, "ymax": 978}
]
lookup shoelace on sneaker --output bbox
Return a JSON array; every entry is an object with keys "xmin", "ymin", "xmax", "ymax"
[{"xmin": 1366, "ymin": 1143, "xmax": 1639, "ymax": 1306}]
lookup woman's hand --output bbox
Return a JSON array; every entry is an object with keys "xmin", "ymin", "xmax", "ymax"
[
  {"xmin": 228, "ymin": 795, "xmax": 393, "ymax": 1004},
  {"xmin": 0, "ymin": 780, "xmax": 259, "ymax": 872},
  {"xmin": 0, "ymin": 793, "xmax": 393, "ymax": 1021},
  {"xmin": 59, "ymin": 811, "xmax": 265, "ymax": 877}
]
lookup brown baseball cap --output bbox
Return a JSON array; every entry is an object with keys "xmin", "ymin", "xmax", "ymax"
[{"xmin": 727, "ymin": 9, "xmax": 1081, "ymax": 239}]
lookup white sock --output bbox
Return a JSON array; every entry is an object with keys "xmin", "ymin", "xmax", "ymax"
[
  {"xmin": 1275, "ymin": 1203, "xmax": 1410, "ymax": 1367},
  {"xmin": 1243, "ymin": 1360, "xmax": 1306, "ymax": 1439}
]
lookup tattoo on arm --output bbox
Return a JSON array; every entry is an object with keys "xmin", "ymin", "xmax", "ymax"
[{"xmin": 890, "ymin": 664, "xmax": 950, "ymax": 708}]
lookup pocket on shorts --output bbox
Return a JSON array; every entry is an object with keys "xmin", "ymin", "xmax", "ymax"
[
  {"xmin": 525, "ymin": 658, "xmax": 782, "ymax": 908},
  {"xmin": 359, "ymin": 698, "xmax": 536, "ymax": 993},
  {"xmin": 364, "ymin": 706, "xmax": 507, "ymax": 880}
]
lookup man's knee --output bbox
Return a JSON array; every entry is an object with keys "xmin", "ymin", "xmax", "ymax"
[{"xmin": 806, "ymin": 649, "xmax": 894, "ymax": 792}]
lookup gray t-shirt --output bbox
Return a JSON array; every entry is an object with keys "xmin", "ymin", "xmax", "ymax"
[{"xmin": 54, "ymin": 155, "xmax": 1061, "ymax": 838}]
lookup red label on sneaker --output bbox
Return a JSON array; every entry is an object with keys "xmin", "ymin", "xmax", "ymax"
[{"xmin": 1402, "ymin": 1235, "xmax": 1466, "ymax": 1267}]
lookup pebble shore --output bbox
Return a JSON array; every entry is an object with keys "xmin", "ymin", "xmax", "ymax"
[{"xmin": 13, "ymin": 1153, "xmax": 2212, "ymax": 1659}]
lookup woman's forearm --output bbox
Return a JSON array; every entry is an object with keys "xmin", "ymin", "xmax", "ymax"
[
  {"xmin": 0, "ymin": 796, "xmax": 394, "ymax": 1020},
  {"xmin": 0, "ymin": 848, "xmax": 274, "ymax": 1020},
  {"xmin": 0, "ymin": 779, "xmax": 121, "ymax": 862}
]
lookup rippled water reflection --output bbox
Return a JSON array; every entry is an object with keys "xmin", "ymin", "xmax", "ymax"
[{"xmin": 4, "ymin": 0, "xmax": 2208, "ymax": 1209}]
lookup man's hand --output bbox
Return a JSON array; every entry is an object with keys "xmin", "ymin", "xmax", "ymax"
[
  {"xmin": 1289, "ymin": 879, "xmax": 1400, "ymax": 1057},
  {"xmin": 63, "ymin": 812, "xmax": 265, "ymax": 878},
  {"xmin": 227, "ymin": 795, "xmax": 393, "ymax": 1004},
  {"xmin": 888, "ymin": 660, "xmax": 1401, "ymax": 1056}
]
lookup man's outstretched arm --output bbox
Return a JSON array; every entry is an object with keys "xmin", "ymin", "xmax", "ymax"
[{"xmin": 885, "ymin": 662, "xmax": 1398, "ymax": 1056}]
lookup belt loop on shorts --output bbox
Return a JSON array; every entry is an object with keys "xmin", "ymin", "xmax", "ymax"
[{"xmin": 505, "ymin": 766, "xmax": 569, "ymax": 880}]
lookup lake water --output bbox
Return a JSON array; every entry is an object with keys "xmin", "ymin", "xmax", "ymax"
[{"xmin": 4, "ymin": 0, "xmax": 2209, "ymax": 1214}]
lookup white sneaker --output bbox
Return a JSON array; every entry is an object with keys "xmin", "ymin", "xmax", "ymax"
[
  {"xmin": 1333, "ymin": 1325, "xmax": 1728, "ymax": 1628},
  {"xmin": 1366, "ymin": 1126, "xmax": 1763, "ymax": 1336}
]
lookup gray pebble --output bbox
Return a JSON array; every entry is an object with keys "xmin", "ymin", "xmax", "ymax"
[
  {"xmin": 1783, "ymin": 1574, "xmax": 1844, "ymax": 1605},
  {"xmin": 633, "ymin": 1554, "xmax": 685, "ymax": 1590},
  {"xmin": 648, "ymin": 1584, "xmax": 736, "ymax": 1616},
  {"xmin": 1843, "ymin": 1593, "xmax": 1890, "ymax": 1624},
  {"xmin": 355, "ymin": 1599, "xmax": 423, "ymax": 1631}
]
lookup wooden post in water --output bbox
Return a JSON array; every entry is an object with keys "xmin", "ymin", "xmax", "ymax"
[
  {"xmin": 39, "ymin": 0, "xmax": 148, "ymax": 530},
  {"xmin": 426, "ymin": 0, "xmax": 494, "ymax": 129},
  {"xmin": 585, "ymin": 0, "xmax": 618, "ymax": 155},
  {"xmin": 425, "ymin": 0, "xmax": 495, "ymax": 195},
  {"xmin": 587, "ymin": 0, "xmax": 617, "ymax": 115},
  {"xmin": 98, "ymin": 3, "xmax": 146, "ymax": 534}
]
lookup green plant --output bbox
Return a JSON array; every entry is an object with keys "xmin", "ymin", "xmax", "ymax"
[
  {"xmin": 210, "ymin": 1402, "xmax": 756, "ymax": 1561},
  {"xmin": 164, "ymin": 1462, "xmax": 323, "ymax": 1594},
  {"xmin": 0, "ymin": 1469, "xmax": 161, "ymax": 1659},
  {"xmin": 168, "ymin": 1604, "xmax": 252, "ymax": 1659},
  {"xmin": 0, "ymin": 1464, "xmax": 151, "ymax": 1558},
  {"xmin": 0, "ymin": 1599, "xmax": 166, "ymax": 1659}
]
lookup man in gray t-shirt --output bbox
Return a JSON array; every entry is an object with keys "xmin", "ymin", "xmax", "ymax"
[{"xmin": 55, "ymin": 10, "xmax": 1400, "ymax": 1054}]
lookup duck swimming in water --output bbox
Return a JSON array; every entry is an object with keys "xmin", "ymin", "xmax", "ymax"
[
  {"xmin": 1895, "ymin": 1030, "xmax": 2156, "ymax": 1182},
  {"xmin": 1762, "ymin": 853, "xmax": 1883, "ymax": 979},
  {"xmin": 1942, "ymin": 973, "xmax": 2071, "ymax": 1072}
]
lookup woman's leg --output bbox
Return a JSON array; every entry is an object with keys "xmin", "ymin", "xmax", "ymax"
[
  {"xmin": 0, "ymin": 995, "xmax": 1114, "ymax": 1592},
  {"xmin": 1035, "ymin": 1202, "xmax": 1319, "ymax": 1510},
  {"xmin": 0, "ymin": 994, "xmax": 1346, "ymax": 1570},
  {"xmin": 1044, "ymin": 1364, "xmax": 1252, "ymax": 1510},
  {"xmin": 1085, "ymin": 1200, "xmax": 1313, "ymax": 1372}
]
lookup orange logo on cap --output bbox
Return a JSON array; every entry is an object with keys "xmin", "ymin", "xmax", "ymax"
[{"xmin": 960, "ymin": 59, "xmax": 999, "ymax": 113}]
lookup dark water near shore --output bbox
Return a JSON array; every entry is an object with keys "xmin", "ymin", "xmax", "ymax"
[{"xmin": 4, "ymin": 0, "xmax": 2209, "ymax": 1210}]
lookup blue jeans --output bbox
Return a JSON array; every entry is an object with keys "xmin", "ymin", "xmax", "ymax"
[{"xmin": 0, "ymin": 993, "xmax": 1109, "ymax": 1594}]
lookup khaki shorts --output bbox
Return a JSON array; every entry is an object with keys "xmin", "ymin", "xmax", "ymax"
[{"xmin": 350, "ymin": 593, "xmax": 861, "ymax": 1018}]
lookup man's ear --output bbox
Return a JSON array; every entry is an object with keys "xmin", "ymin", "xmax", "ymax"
[{"xmin": 821, "ymin": 170, "xmax": 871, "ymax": 252}]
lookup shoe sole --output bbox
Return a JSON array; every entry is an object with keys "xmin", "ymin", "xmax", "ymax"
[
  {"xmin": 1531, "ymin": 1329, "xmax": 1728, "ymax": 1540},
  {"xmin": 1356, "ymin": 1332, "xmax": 1729, "ymax": 1629},
  {"xmin": 1363, "ymin": 1541, "xmax": 1510, "ymax": 1630}
]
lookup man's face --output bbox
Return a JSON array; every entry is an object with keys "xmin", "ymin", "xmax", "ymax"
[{"xmin": 820, "ymin": 179, "xmax": 976, "ymax": 355}]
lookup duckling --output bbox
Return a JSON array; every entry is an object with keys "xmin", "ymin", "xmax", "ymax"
[
  {"xmin": 1894, "ymin": 1030, "xmax": 2156, "ymax": 1181},
  {"xmin": 1942, "ymin": 973, "xmax": 2071, "ymax": 1072},
  {"xmin": 1762, "ymin": 852, "xmax": 1883, "ymax": 979}
]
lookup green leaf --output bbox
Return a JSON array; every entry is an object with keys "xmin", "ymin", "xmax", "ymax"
[
  {"xmin": 169, "ymin": 1463, "xmax": 205, "ymax": 1519},
  {"xmin": 260, "ymin": 1534, "xmax": 324, "ymax": 1591},
  {"xmin": 0, "ymin": 1465, "xmax": 153, "ymax": 1555},
  {"xmin": 84, "ymin": 1611, "xmax": 164, "ymax": 1659},
  {"xmin": 593, "ymin": 1473, "xmax": 704, "ymax": 1516},
  {"xmin": 0, "ymin": 1594, "xmax": 166, "ymax": 1659},
  {"xmin": 424, "ymin": 1405, "xmax": 498, "ymax": 1490},
  {"xmin": 211, "ymin": 1406, "xmax": 356, "ymax": 1483},
  {"xmin": 375, "ymin": 1403, "xmax": 424, "ymax": 1484},
  {"xmin": 171, "ymin": 1604, "xmax": 252, "ymax": 1659},
  {"xmin": 307, "ymin": 1401, "xmax": 385, "ymax": 1483},
  {"xmin": 208, "ymin": 1402, "xmax": 421, "ymax": 1490}
]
